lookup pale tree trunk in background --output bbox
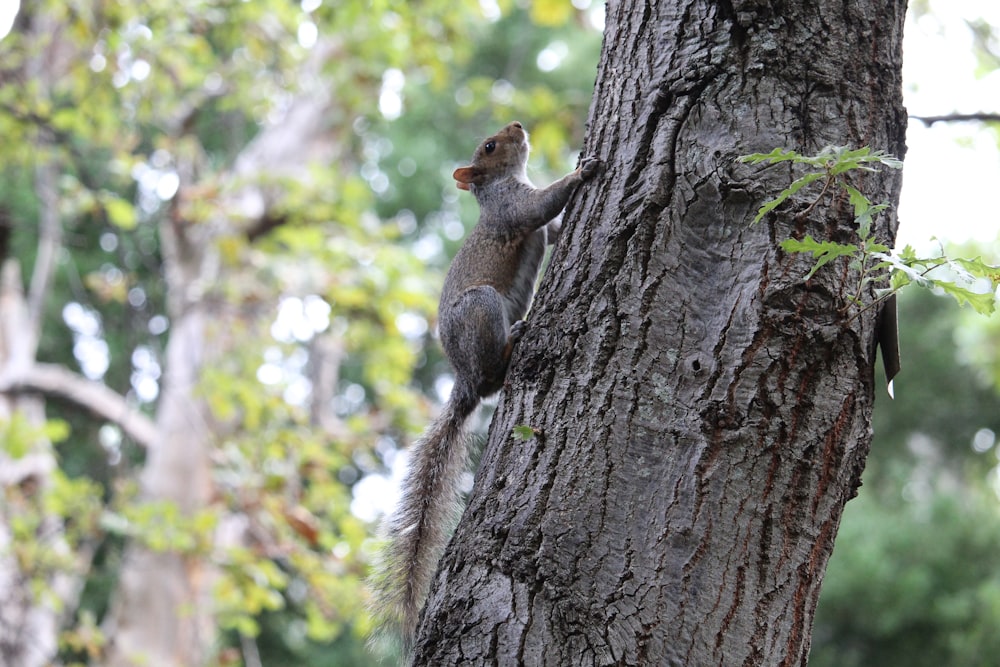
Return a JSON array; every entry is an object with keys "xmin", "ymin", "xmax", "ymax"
[
  {"xmin": 101, "ymin": 202, "xmax": 218, "ymax": 666},
  {"xmin": 416, "ymin": 1, "xmax": 907, "ymax": 665},
  {"xmin": 0, "ymin": 250, "xmax": 66, "ymax": 667},
  {"xmin": 102, "ymin": 42, "xmax": 347, "ymax": 667},
  {"xmin": 0, "ymin": 12, "xmax": 85, "ymax": 663}
]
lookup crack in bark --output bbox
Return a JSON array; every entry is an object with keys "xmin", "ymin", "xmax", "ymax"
[
  {"xmin": 782, "ymin": 516, "xmax": 836, "ymax": 666},
  {"xmin": 812, "ymin": 390, "xmax": 855, "ymax": 518},
  {"xmin": 716, "ymin": 562, "xmax": 747, "ymax": 653}
]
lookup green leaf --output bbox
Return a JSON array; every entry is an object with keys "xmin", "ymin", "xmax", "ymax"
[
  {"xmin": 530, "ymin": 0, "xmax": 575, "ymax": 26},
  {"xmin": 889, "ymin": 269, "xmax": 911, "ymax": 291},
  {"xmin": 102, "ymin": 195, "xmax": 137, "ymax": 230},
  {"xmin": 751, "ymin": 172, "xmax": 826, "ymax": 224},
  {"xmin": 305, "ymin": 601, "xmax": 340, "ymax": 642},
  {"xmin": 864, "ymin": 239, "xmax": 891, "ymax": 255},
  {"xmin": 897, "ymin": 244, "xmax": 918, "ymax": 262},
  {"xmin": 844, "ymin": 184, "xmax": 874, "ymax": 238},
  {"xmin": 780, "ymin": 235, "xmax": 859, "ymax": 279},
  {"xmin": 932, "ymin": 280, "xmax": 997, "ymax": 315},
  {"xmin": 741, "ymin": 145, "xmax": 902, "ymax": 172},
  {"xmin": 512, "ymin": 425, "xmax": 537, "ymax": 441},
  {"xmin": 828, "ymin": 146, "xmax": 903, "ymax": 175},
  {"xmin": 875, "ymin": 251, "xmax": 938, "ymax": 289},
  {"xmin": 43, "ymin": 419, "xmax": 71, "ymax": 444},
  {"xmin": 859, "ymin": 149, "xmax": 903, "ymax": 170},
  {"xmin": 950, "ymin": 256, "xmax": 1000, "ymax": 285},
  {"xmin": 738, "ymin": 147, "xmax": 806, "ymax": 165},
  {"xmin": 844, "ymin": 184, "xmax": 871, "ymax": 213},
  {"xmin": 877, "ymin": 249, "xmax": 999, "ymax": 315}
]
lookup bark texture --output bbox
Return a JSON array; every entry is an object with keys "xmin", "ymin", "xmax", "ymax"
[{"xmin": 415, "ymin": 1, "xmax": 907, "ymax": 665}]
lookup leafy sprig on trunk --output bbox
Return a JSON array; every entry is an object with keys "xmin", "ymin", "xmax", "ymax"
[{"xmin": 739, "ymin": 146, "xmax": 999, "ymax": 317}]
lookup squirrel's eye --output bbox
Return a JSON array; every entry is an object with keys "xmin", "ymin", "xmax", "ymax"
[{"xmin": 484, "ymin": 140, "xmax": 496, "ymax": 154}]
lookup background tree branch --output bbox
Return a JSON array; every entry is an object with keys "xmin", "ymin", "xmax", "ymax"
[
  {"xmin": 911, "ymin": 112, "xmax": 1000, "ymax": 126},
  {"xmin": 0, "ymin": 363, "xmax": 156, "ymax": 450}
]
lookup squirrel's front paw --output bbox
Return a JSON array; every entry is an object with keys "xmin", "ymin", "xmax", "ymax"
[{"xmin": 578, "ymin": 157, "xmax": 601, "ymax": 180}]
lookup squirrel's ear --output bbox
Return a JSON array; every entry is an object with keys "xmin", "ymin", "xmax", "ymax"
[{"xmin": 453, "ymin": 166, "xmax": 477, "ymax": 190}]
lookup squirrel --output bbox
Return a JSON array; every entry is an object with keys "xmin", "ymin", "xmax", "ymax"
[{"xmin": 369, "ymin": 121, "xmax": 599, "ymax": 651}]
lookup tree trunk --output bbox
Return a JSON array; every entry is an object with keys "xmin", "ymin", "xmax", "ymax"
[
  {"xmin": 102, "ymin": 229, "xmax": 217, "ymax": 666},
  {"xmin": 415, "ymin": 1, "xmax": 907, "ymax": 665},
  {"xmin": 0, "ymin": 259, "xmax": 67, "ymax": 667},
  {"xmin": 102, "ymin": 43, "xmax": 347, "ymax": 667},
  {"xmin": 0, "ymin": 14, "xmax": 85, "ymax": 660}
]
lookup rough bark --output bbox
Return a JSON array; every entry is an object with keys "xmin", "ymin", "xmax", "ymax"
[{"xmin": 415, "ymin": 1, "xmax": 907, "ymax": 665}]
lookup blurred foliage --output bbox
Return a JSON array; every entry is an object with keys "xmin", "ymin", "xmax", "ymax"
[
  {"xmin": 0, "ymin": 414, "xmax": 104, "ymax": 610},
  {"xmin": 814, "ymin": 490, "xmax": 1000, "ymax": 667}
]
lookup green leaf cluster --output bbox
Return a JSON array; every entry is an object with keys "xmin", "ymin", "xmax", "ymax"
[
  {"xmin": 741, "ymin": 145, "xmax": 999, "ymax": 317},
  {"xmin": 879, "ymin": 245, "xmax": 1000, "ymax": 315},
  {"xmin": 779, "ymin": 236, "xmax": 862, "ymax": 280},
  {"xmin": 0, "ymin": 416, "xmax": 104, "ymax": 612},
  {"xmin": 740, "ymin": 146, "xmax": 901, "ymax": 225}
]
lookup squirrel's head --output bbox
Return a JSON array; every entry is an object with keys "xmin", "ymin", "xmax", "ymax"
[{"xmin": 453, "ymin": 121, "xmax": 529, "ymax": 192}]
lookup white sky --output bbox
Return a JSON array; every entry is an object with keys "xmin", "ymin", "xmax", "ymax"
[
  {"xmin": 0, "ymin": 1, "xmax": 15, "ymax": 39},
  {"xmin": 898, "ymin": 0, "xmax": 1000, "ymax": 250}
]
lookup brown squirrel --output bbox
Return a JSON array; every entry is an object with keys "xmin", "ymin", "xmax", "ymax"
[{"xmin": 369, "ymin": 121, "xmax": 599, "ymax": 650}]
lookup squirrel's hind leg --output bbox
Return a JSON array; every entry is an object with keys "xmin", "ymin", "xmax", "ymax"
[{"xmin": 440, "ymin": 285, "xmax": 518, "ymax": 398}]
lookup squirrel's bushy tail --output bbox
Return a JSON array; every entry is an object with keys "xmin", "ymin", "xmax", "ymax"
[{"xmin": 369, "ymin": 383, "xmax": 479, "ymax": 651}]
